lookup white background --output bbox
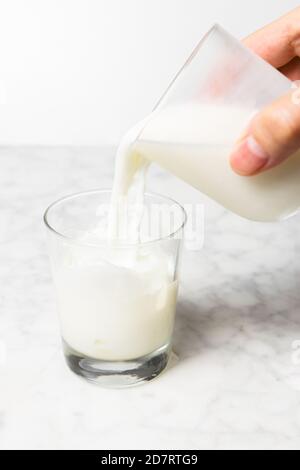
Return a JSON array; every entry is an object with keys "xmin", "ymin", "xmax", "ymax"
[{"xmin": 0, "ymin": 0, "xmax": 298, "ymax": 145}]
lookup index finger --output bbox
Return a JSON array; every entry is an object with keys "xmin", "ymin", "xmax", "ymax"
[{"xmin": 243, "ymin": 6, "xmax": 300, "ymax": 68}]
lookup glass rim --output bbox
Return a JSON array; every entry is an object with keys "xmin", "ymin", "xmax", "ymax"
[{"xmin": 43, "ymin": 188, "xmax": 187, "ymax": 248}]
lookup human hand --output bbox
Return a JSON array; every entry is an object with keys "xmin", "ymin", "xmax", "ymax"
[{"xmin": 230, "ymin": 7, "xmax": 300, "ymax": 176}]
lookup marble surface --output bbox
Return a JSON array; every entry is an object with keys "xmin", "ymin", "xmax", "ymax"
[{"xmin": 1, "ymin": 146, "xmax": 300, "ymax": 450}]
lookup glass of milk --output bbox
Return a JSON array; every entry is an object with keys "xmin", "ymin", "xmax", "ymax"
[{"xmin": 44, "ymin": 190, "xmax": 186, "ymax": 387}]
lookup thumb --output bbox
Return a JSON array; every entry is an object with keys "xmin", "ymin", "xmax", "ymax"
[{"xmin": 230, "ymin": 90, "xmax": 300, "ymax": 176}]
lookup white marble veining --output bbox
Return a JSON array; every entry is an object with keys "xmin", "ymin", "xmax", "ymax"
[{"xmin": 1, "ymin": 146, "xmax": 300, "ymax": 450}]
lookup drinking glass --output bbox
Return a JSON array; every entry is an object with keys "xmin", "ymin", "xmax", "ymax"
[{"xmin": 44, "ymin": 190, "xmax": 186, "ymax": 387}]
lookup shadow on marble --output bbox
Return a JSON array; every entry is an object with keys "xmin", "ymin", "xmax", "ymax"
[{"xmin": 173, "ymin": 279, "xmax": 300, "ymax": 363}]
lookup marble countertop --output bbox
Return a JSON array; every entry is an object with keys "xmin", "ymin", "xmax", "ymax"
[{"xmin": 1, "ymin": 146, "xmax": 300, "ymax": 450}]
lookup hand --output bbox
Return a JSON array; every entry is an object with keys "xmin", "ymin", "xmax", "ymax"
[{"xmin": 230, "ymin": 7, "xmax": 300, "ymax": 176}]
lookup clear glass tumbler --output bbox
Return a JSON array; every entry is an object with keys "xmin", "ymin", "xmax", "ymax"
[{"xmin": 44, "ymin": 190, "xmax": 186, "ymax": 388}]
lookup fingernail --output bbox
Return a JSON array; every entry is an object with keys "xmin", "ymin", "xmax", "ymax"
[{"xmin": 230, "ymin": 135, "xmax": 269, "ymax": 175}]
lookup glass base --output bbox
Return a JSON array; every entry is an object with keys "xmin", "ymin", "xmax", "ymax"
[{"xmin": 62, "ymin": 339, "xmax": 171, "ymax": 388}]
